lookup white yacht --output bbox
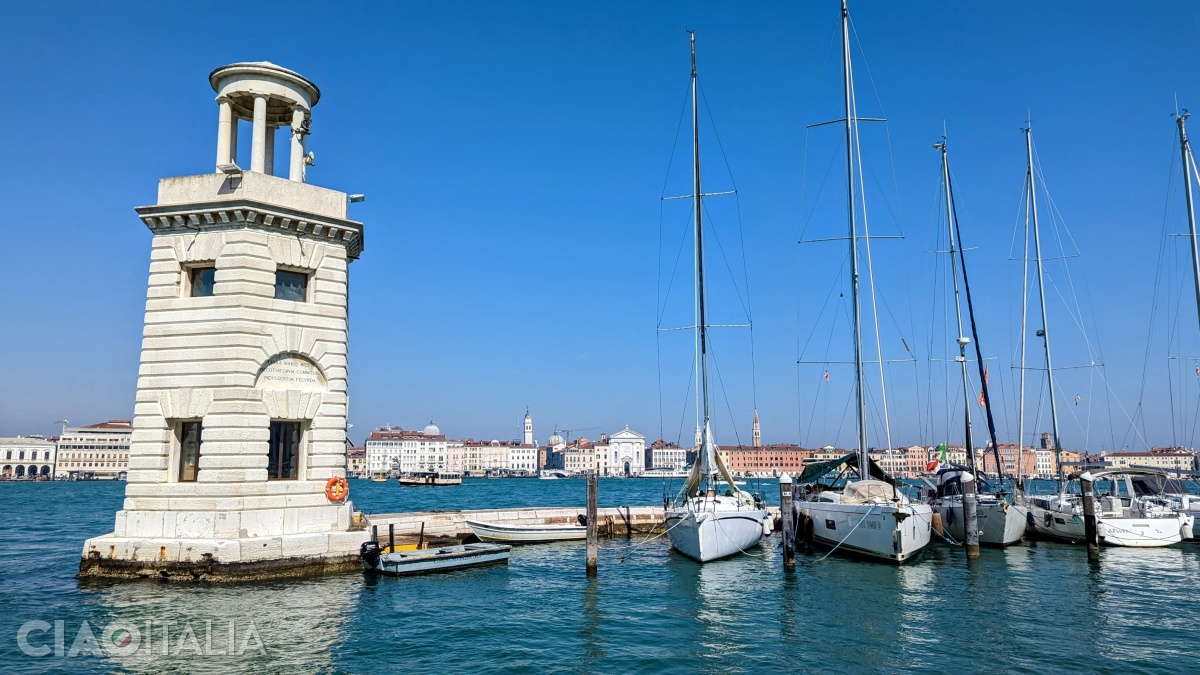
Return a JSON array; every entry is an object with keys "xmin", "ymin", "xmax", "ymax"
[
  {"xmin": 791, "ymin": 0, "xmax": 931, "ymax": 564},
  {"xmin": 662, "ymin": 31, "xmax": 770, "ymax": 563},
  {"xmin": 1025, "ymin": 469, "xmax": 1193, "ymax": 547}
]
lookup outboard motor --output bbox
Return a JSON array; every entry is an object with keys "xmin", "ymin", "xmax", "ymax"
[{"xmin": 360, "ymin": 540, "xmax": 382, "ymax": 569}]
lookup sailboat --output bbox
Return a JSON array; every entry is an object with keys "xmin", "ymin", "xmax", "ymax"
[
  {"xmin": 791, "ymin": 1, "xmax": 933, "ymax": 563},
  {"xmin": 1013, "ymin": 124, "xmax": 1192, "ymax": 547},
  {"xmin": 928, "ymin": 138, "xmax": 1025, "ymax": 546},
  {"xmin": 663, "ymin": 31, "xmax": 771, "ymax": 563}
]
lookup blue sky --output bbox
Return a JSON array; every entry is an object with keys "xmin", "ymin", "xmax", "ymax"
[{"xmin": 1, "ymin": 2, "xmax": 1198, "ymax": 452}]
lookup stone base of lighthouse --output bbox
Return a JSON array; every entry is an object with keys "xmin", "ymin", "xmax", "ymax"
[{"xmin": 80, "ymin": 492, "xmax": 368, "ymax": 581}]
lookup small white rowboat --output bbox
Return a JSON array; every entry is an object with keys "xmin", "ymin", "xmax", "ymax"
[
  {"xmin": 466, "ymin": 519, "xmax": 587, "ymax": 543},
  {"xmin": 360, "ymin": 541, "xmax": 510, "ymax": 576}
]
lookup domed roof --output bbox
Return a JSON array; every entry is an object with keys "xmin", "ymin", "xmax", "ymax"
[
  {"xmin": 423, "ymin": 420, "xmax": 441, "ymax": 436},
  {"xmin": 548, "ymin": 433, "xmax": 565, "ymax": 446}
]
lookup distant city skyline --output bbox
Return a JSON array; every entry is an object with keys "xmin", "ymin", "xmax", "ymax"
[{"xmin": 2, "ymin": 2, "xmax": 1199, "ymax": 451}]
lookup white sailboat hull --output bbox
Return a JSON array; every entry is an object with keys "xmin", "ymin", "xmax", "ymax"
[
  {"xmin": 665, "ymin": 499, "xmax": 768, "ymax": 562},
  {"xmin": 1019, "ymin": 498, "xmax": 1191, "ymax": 547},
  {"xmin": 1098, "ymin": 514, "xmax": 1191, "ymax": 547},
  {"xmin": 935, "ymin": 498, "xmax": 1025, "ymax": 546},
  {"xmin": 797, "ymin": 501, "xmax": 932, "ymax": 563}
]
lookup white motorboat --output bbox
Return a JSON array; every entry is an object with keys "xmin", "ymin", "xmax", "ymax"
[
  {"xmin": 397, "ymin": 470, "xmax": 462, "ymax": 486},
  {"xmin": 662, "ymin": 32, "xmax": 769, "ymax": 563},
  {"xmin": 466, "ymin": 519, "xmax": 586, "ymax": 543},
  {"xmin": 791, "ymin": 1, "xmax": 931, "ymax": 564},
  {"xmin": 538, "ymin": 470, "xmax": 570, "ymax": 480},
  {"xmin": 359, "ymin": 540, "xmax": 510, "ymax": 576},
  {"xmin": 1022, "ymin": 469, "xmax": 1193, "ymax": 547}
]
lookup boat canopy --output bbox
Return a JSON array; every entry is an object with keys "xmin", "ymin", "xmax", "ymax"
[
  {"xmin": 797, "ymin": 452, "xmax": 895, "ymax": 484},
  {"xmin": 841, "ymin": 479, "xmax": 899, "ymax": 504}
]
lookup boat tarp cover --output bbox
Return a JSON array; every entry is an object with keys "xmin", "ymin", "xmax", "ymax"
[
  {"xmin": 797, "ymin": 452, "xmax": 895, "ymax": 485},
  {"xmin": 840, "ymin": 479, "xmax": 898, "ymax": 504}
]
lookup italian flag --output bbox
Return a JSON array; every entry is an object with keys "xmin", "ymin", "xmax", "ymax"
[{"xmin": 926, "ymin": 443, "xmax": 947, "ymax": 473}]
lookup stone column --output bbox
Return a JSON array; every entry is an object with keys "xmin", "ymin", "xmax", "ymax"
[
  {"xmin": 251, "ymin": 94, "xmax": 268, "ymax": 173},
  {"xmin": 290, "ymin": 106, "xmax": 308, "ymax": 182},
  {"xmin": 216, "ymin": 96, "xmax": 236, "ymax": 170},
  {"xmin": 264, "ymin": 125, "xmax": 275, "ymax": 176}
]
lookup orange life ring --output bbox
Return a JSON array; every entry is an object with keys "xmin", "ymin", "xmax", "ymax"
[{"xmin": 325, "ymin": 476, "xmax": 349, "ymax": 502}]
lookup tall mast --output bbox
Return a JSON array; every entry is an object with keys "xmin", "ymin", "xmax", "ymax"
[
  {"xmin": 841, "ymin": 0, "xmax": 869, "ymax": 474},
  {"xmin": 1177, "ymin": 112, "xmax": 1200, "ymax": 344},
  {"xmin": 690, "ymin": 31, "xmax": 714, "ymax": 480},
  {"xmin": 937, "ymin": 139, "xmax": 975, "ymax": 470},
  {"xmin": 1025, "ymin": 125, "xmax": 1064, "ymax": 483}
]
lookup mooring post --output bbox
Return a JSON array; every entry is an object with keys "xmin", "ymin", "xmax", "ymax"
[
  {"xmin": 1080, "ymin": 471, "xmax": 1100, "ymax": 561},
  {"xmin": 962, "ymin": 471, "xmax": 980, "ymax": 559},
  {"xmin": 418, "ymin": 521, "xmax": 425, "ymax": 550},
  {"xmin": 586, "ymin": 471, "xmax": 598, "ymax": 576},
  {"xmin": 372, "ymin": 524, "xmax": 378, "ymax": 544},
  {"xmin": 388, "ymin": 523, "xmax": 395, "ymax": 553},
  {"xmin": 779, "ymin": 473, "xmax": 795, "ymax": 567}
]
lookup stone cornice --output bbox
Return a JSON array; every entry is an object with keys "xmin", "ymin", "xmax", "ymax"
[{"xmin": 135, "ymin": 200, "xmax": 364, "ymax": 259}]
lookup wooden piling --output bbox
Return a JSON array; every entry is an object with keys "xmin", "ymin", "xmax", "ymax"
[
  {"xmin": 779, "ymin": 473, "xmax": 795, "ymax": 567},
  {"xmin": 372, "ymin": 524, "xmax": 378, "ymax": 544},
  {"xmin": 388, "ymin": 523, "xmax": 395, "ymax": 553},
  {"xmin": 586, "ymin": 471, "xmax": 598, "ymax": 576},
  {"xmin": 1080, "ymin": 471, "xmax": 1100, "ymax": 560},
  {"xmin": 963, "ymin": 471, "xmax": 980, "ymax": 559}
]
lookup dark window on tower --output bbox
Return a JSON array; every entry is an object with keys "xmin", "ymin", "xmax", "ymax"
[
  {"xmin": 274, "ymin": 270, "xmax": 309, "ymax": 302},
  {"xmin": 268, "ymin": 421, "xmax": 301, "ymax": 480},
  {"xmin": 177, "ymin": 420, "xmax": 202, "ymax": 482},
  {"xmin": 190, "ymin": 266, "xmax": 216, "ymax": 297}
]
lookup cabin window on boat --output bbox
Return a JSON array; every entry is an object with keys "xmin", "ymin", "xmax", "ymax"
[
  {"xmin": 268, "ymin": 421, "xmax": 302, "ymax": 480},
  {"xmin": 175, "ymin": 420, "xmax": 203, "ymax": 482},
  {"xmin": 187, "ymin": 265, "xmax": 216, "ymax": 297},
  {"xmin": 274, "ymin": 269, "xmax": 310, "ymax": 302}
]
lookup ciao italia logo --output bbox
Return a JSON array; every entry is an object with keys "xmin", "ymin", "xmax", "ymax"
[{"xmin": 16, "ymin": 619, "xmax": 267, "ymax": 658}]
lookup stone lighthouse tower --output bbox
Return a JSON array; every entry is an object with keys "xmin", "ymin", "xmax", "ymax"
[{"xmin": 81, "ymin": 62, "xmax": 367, "ymax": 580}]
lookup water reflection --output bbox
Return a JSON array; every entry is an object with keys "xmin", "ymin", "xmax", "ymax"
[{"xmin": 77, "ymin": 576, "xmax": 356, "ymax": 673}]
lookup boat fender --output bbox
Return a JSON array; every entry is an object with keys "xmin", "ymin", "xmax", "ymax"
[
  {"xmin": 1044, "ymin": 512, "xmax": 1053, "ymax": 527},
  {"xmin": 762, "ymin": 517, "xmax": 773, "ymax": 538},
  {"xmin": 325, "ymin": 476, "xmax": 350, "ymax": 502},
  {"xmin": 1096, "ymin": 521, "xmax": 1106, "ymax": 539},
  {"xmin": 1182, "ymin": 518, "xmax": 1194, "ymax": 542},
  {"xmin": 1025, "ymin": 510, "xmax": 1035, "ymax": 528}
]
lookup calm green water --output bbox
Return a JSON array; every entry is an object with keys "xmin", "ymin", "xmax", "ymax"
[{"xmin": 2, "ymin": 479, "xmax": 1198, "ymax": 674}]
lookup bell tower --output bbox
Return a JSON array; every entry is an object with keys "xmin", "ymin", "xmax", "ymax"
[
  {"xmin": 523, "ymin": 408, "xmax": 534, "ymax": 446},
  {"xmin": 80, "ymin": 62, "xmax": 368, "ymax": 580}
]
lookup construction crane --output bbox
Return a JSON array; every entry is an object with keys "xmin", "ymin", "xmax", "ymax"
[{"xmin": 553, "ymin": 426, "xmax": 601, "ymax": 443}]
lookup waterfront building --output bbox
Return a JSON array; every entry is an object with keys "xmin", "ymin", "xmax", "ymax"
[
  {"xmin": 346, "ymin": 445, "xmax": 366, "ymax": 477},
  {"xmin": 606, "ymin": 426, "xmax": 646, "ymax": 476},
  {"xmin": 55, "ymin": 420, "xmax": 132, "ymax": 479},
  {"xmin": 446, "ymin": 439, "xmax": 464, "ymax": 473},
  {"xmin": 979, "ymin": 443, "xmax": 1039, "ymax": 478},
  {"xmin": 81, "ymin": 62, "xmax": 367, "ymax": 580},
  {"xmin": 365, "ymin": 424, "xmax": 448, "ymax": 474},
  {"xmin": 1101, "ymin": 450, "xmax": 1197, "ymax": 473},
  {"xmin": 725, "ymin": 443, "xmax": 811, "ymax": 475},
  {"xmin": 1, "ymin": 436, "xmax": 57, "ymax": 478},
  {"xmin": 648, "ymin": 440, "xmax": 687, "ymax": 471}
]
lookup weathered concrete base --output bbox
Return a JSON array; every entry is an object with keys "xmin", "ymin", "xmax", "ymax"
[
  {"xmin": 78, "ymin": 530, "xmax": 369, "ymax": 582},
  {"xmin": 367, "ymin": 505, "xmax": 667, "ymax": 539},
  {"xmin": 78, "ymin": 505, "xmax": 782, "ymax": 582}
]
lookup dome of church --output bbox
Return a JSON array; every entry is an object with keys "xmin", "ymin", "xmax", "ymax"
[
  {"xmin": 423, "ymin": 420, "xmax": 441, "ymax": 436},
  {"xmin": 548, "ymin": 432, "xmax": 565, "ymax": 446}
]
